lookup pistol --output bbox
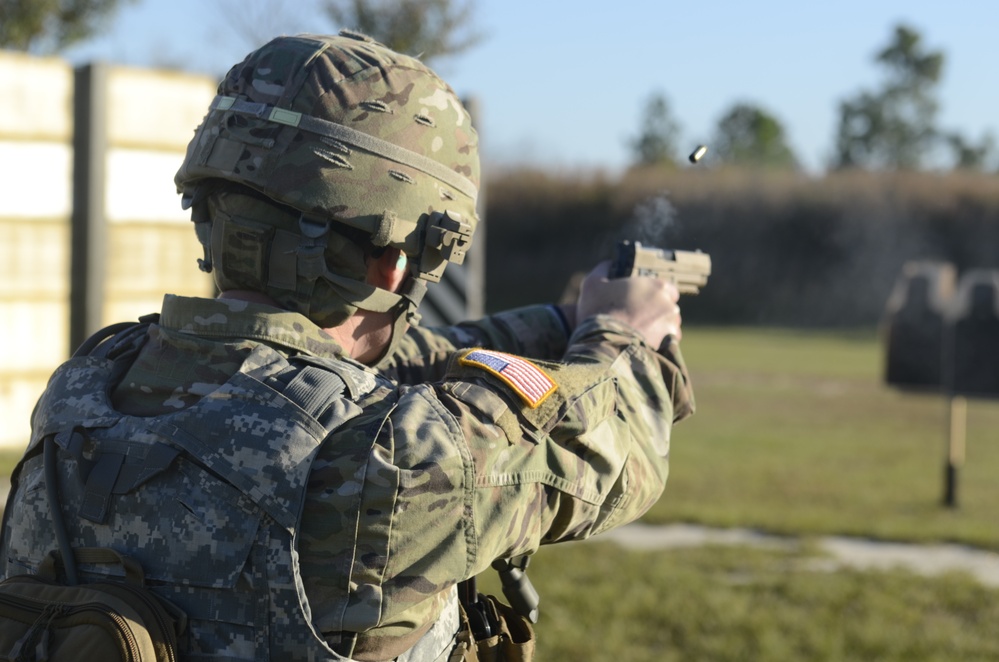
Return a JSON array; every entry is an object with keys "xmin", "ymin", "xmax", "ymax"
[{"xmin": 609, "ymin": 240, "xmax": 711, "ymax": 295}]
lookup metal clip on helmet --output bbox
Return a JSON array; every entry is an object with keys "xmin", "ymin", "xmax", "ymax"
[{"xmin": 175, "ymin": 30, "xmax": 480, "ymax": 340}]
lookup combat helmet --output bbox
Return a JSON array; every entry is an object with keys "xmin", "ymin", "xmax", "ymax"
[{"xmin": 175, "ymin": 30, "xmax": 479, "ymax": 346}]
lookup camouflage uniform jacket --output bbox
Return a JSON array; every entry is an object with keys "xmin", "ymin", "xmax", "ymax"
[{"xmin": 1, "ymin": 294, "xmax": 694, "ymax": 661}]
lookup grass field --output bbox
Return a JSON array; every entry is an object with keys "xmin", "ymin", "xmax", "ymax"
[
  {"xmin": 649, "ymin": 327, "xmax": 999, "ymax": 548},
  {"xmin": 479, "ymin": 326, "xmax": 999, "ymax": 660},
  {"xmin": 0, "ymin": 449, "xmax": 20, "ymax": 478}
]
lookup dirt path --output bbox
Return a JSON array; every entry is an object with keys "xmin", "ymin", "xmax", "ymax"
[{"xmin": 601, "ymin": 523, "xmax": 999, "ymax": 587}]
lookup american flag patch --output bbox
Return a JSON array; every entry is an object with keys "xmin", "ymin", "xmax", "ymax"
[{"xmin": 459, "ymin": 349, "xmax": 557, "ymax": 408}]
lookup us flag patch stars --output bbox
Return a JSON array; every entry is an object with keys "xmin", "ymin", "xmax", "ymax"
[{"xmin": 459, "ymin": 349, "xmax": 557, "ymax": 408}]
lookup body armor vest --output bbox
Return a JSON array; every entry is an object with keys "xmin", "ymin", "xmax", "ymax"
[{"xmin": 0, "ymin": 324, "xmax": 460, "ymax": 662}]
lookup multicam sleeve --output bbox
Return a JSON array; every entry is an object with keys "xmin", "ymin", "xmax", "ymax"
[
  {"xmin": 431, "ymin": 314, "xmax": 695, "ymax": 577},
  {"xmin": 376, "ymin": 304, "xmax": 572, "ymax": 384}
]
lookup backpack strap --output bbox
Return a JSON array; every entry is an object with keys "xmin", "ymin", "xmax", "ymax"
[
  {"xmin": 38, "ymin": 547, "xmax": 145, "ymax": 586},
  {"xmin": 44, "ymin": 435, "xmax": 78, "ymax": 585}
]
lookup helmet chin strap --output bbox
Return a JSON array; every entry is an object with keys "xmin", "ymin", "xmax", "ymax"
[
  {"xmin": 312, "ymin": 257, "xmax": 429, "ymax": 362},
  {"xmin": 376, "ymin": 278, "xmax": 427, "ymax": 363}
]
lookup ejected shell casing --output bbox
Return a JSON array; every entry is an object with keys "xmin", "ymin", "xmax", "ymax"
[{"xmin": 689, "ymin": 145, "xmax": 708, "ymax": 163}]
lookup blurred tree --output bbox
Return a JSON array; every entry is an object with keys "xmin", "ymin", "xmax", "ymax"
[
  {"xmin": 320, "ymin": 0, "xmax": 483, "ymax": 64},
  {"xmin": 213, "ymin": 0, "xmax": 312, "ymax": 56},
  {"xmin": 834, "ymin": 24, "xmax": 944, "ymax": 170},
  {"xmin": 629, "ymin": 91, "xmax": 682, "ymax": 167},
  {"xmin": 0, "ymin": 0, "xmax": 132, "ymax": 53},
  {"xmin": 713, "ymin": 102, "xmax": 798, "ymax": 169},
  {"xmin": 946, "ymin": 132, "xmax": 997, "ymax": 172},
  {"xmin": 216, "ymin": 0, "xmax": 482, "ymax": 67}
]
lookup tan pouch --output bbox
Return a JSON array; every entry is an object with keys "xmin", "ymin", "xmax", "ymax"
[
  {"xmin": 0, "ymin": 548, "xmax": 185, "ymax": 662},
  {"xmin": 452, "ymin": 594, "xmax": 535, "ymax": 662}
]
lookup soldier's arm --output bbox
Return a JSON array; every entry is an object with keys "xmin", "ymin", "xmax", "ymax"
[
  {"xmin": 375, "ymin": 304, "xmax": 573, "ymax": 384},
  {"xmin": 436, "ymin": 263, "xmax": 691, "ymax": 570}
]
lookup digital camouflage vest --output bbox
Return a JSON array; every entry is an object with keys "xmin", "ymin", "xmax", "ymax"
[{"xmin": 0, "ymin": 325, "xmax": 460, "ymax": 661}]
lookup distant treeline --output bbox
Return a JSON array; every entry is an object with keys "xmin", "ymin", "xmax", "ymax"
[{"xmin": 483, "ymin": 167, "xmax": 999, "ymax": 327}]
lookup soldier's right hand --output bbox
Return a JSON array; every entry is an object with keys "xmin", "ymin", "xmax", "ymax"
[{"xmin": 576, "ymin": 261, "xmax": 682, "ymax": 347}]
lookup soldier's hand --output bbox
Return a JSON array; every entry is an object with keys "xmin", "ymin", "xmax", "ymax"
[{"xmin": 576, "ymin": 261, "xmax": 682, "ymax": 347}]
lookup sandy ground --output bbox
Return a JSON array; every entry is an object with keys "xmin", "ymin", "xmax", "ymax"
[{"xmin": 601, "ymin": 522, "xmax": 999, "ymax": 587}]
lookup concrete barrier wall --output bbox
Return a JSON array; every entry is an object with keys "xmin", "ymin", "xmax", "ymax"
[
  {"xmin": 0, "ymin": 53, "xmax": 216, "ymax": 449},
  {"xmin": 0, "ymin": 52, "xmax": 74, "ymax": 450}
]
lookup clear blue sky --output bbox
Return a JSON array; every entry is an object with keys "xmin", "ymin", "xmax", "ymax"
[{"xmin": 63, "ymin": 0, "xmax": 999, "ymax": 174}]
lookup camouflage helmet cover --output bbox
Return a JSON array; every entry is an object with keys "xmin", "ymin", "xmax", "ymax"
[{"xmin": 175, "ymin": 30, "xmax": 480, "ymax": 291}]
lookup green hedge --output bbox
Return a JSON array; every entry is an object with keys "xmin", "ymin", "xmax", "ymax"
[{"xmin": 483, "ymin": 167, "xmax": 999, "ymax": 326}]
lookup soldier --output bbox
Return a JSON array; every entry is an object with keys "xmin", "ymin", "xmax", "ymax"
[{"xmin": 0, "ymin": 32, "xmax": 694, "ymax": 661}]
